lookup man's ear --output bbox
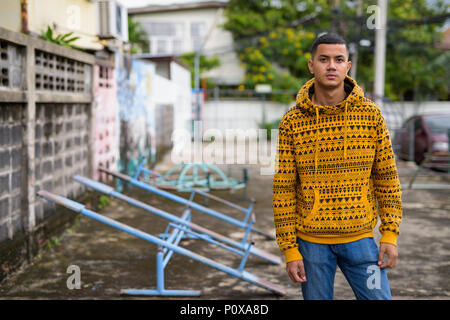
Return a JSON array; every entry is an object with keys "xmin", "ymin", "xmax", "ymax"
[
  {"xmin": 308, "ymin": 59, "xmax": 314, "ymax": 74},
  {"xmin": 346, "ymin": 60, "xmax": 352, "ymax": 75}
]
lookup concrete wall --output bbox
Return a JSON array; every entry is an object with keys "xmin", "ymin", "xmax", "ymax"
[
  {"xmin": 0, "ymin": 0, "xmax": 21, "ymax": 33},
  {"xmin": 203, "ymin": 99, "xmax": 450, "ymax": 136},
  {"xmin": 116, "ymin": 55, "xmax": 156, "ymax": 178},
  {"xmin": 0, "ymin": 25, "xmax": 191, "ymax": 282},
  {"xmin": 93, "ymin": 63, "xmax": 119, "ymax": 182},
  {"xmin": 0, "ymin": 0, "xmax": 102, "ymax": 51},
  {"xmin": 0, "ymin": 105, "xmax": 26, "ymax": 242},
  {"xmin": 34, "ymin": 103, "xmax": 90, "ymax": 223},
  {"xmin": 0, "ymin": 26, "xmax": 95, "ymax": 282},
  {"xmin": 116, "ymin": 55, "xmax": 192, "ymax": 178},
  {"xmin": 202, "ymin": 99, "xmax": 290, "ymax": 132}
]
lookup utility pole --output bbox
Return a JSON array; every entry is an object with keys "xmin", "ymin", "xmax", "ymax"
[
  {"xmin": 332, "ymin": 0, "xmax": 340, "ymax": 33},
  {"xmin": 194, "ymin": 53, "xmax": 200, "ymax": 121},
  {"xmin": 350, "ymin": 0, "xmax": 362, "ymax": 79},
  {"xmin": 374, "ymin": 0, "xmax": 387, "ymax": 108},
  {"xmin": 194, "ymin": 7, "xmax": 224, "ymax": 126}
]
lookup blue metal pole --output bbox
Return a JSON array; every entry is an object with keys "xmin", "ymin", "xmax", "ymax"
[
  {"xmin": 128, "ymin": 177, "xmax": 247, "ymax": 229},
  {"xmin": 167, "ymin": 223, "xmax": 245, "ymax": 257},
  {"xmin": 73, "ymin": 175, "xmax": 281, "ymax": 265},
  {"xmin": 161, "ymin": 209, "xmax": 190, "ymax": 263},
  {"xmin": 156, "ymin": 250, "xmax": 164, "ymax": 293},
  {"xmin": 36, "ymin": 190, "xmax": 286, "ymax": 296},
  {"xmin": 238, "ymin": 242, "xmax": 253, "ymax": 273},
  {"xmin": 240, "ymin": 217, "xmax": 254, "ymax": 246},
  {"xmin": 134, "ymin": 162, "xmax": 144, "ymax": 180},
  {"xmin": 101, "ymin": 168, "xmax": 274, "ymax": 240},
  {"xmin": 242, "ymin": 203, "xmax": 254, "ymax": 225},
  {"xmin": 143, "ymin": 167, "xmax": 251, "ymax": 213}
]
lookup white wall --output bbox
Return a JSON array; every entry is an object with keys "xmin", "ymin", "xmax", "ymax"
[
  {"xmin": 202, "ymin": 99, "xmax": 290, "ymax": 132},
  {"xmin": 202, "ymin": 99, "xmax": 450, "ymax": 134},
  {"xmin": 170, "ymin": 61, "xmax": 192, "ymax": 132},
  {"xmin": 150, "ymin": 61, "xmax": 192, "ymax": 132}
]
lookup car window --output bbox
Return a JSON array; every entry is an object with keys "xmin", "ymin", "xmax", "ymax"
[
  {"xmin": 414, "ymin": 118, "xmax": 423, "ymax": 131},
  {"xmin": 424, "ymin": 115, "xmax": 450, "ymax": 134}
]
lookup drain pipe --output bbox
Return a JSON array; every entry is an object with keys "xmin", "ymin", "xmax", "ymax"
[{"xmin": 20, "ymin": 0, "xmax": 29, "ymax": 34}]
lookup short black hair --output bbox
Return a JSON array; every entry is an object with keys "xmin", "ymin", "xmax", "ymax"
[{"xmin": 311, "ymin": 33, "xmax": 349, "ymax": 58}]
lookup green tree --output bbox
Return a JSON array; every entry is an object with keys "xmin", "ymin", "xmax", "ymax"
[
  {"xmin": 349, "ymin": 0, "xmax": 449, "ymax": 101},
  {"xmin": 223, "ymin": 0, "xmax": 449, "ymax": 102},
  {"xmin": 223, "ymin": 0, "xmax": 328, "ymax": 103},
  {"xmin": 128, "ymin": 17, "xmax": 149, "ymax": 54},
  {"xmin": 179, "ymin": 52, "xmax": 220, "ymax": 89}
]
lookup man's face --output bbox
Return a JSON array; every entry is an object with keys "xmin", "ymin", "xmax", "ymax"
[{"xmin": 308, "ymin": 43, "xmax": 351, "ymax": 88}]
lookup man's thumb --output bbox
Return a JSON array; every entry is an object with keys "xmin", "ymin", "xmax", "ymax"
[
  {"xmin": 298, "ymin": 262, "xmax": 306, "ymax": 280},
  {"xmin": 378, "ymin": 248, "xmax": 385, "ymax": 266}
]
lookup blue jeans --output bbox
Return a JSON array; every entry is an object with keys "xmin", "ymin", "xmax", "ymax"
[{"xmin": 297, "ymin": 237, "xmax": 392, "ymax": 300}]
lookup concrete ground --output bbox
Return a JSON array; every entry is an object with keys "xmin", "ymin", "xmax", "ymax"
[{"xmin": 0, "ymin": 143, "xmax": 449, "ymax": 300}]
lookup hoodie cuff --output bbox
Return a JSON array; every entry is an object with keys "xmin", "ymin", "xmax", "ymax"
[
  {"xmin": 380, "ymin": 231, "xmax": 398, "ymax": 247},
  {"xmin": 284, "ymin": 247, "xmax": 303, "ymax": 263}
]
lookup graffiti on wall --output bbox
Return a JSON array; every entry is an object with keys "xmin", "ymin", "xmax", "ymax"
[{"xmin": 116, "ymin": 55, "xmax": 156, "ymax": 188}]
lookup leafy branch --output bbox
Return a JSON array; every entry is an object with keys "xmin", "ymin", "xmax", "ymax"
[{"xmin": 40, "ymin": 25, "xmax": 82, "ymax": 50}]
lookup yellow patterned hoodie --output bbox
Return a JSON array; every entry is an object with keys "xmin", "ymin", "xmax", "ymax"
[{"xmin": 273, "ymin": 75, "xmax": 403, "ymax": 263}]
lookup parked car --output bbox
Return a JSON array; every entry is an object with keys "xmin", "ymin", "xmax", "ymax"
[{"xmin": 393, "ymin": 113, "xmax": 450, "ymax": 167}]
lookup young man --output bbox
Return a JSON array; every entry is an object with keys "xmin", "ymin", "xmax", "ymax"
[{"xmin": 272, "ymin": 33, "xmax": 402, "ymax": 300}]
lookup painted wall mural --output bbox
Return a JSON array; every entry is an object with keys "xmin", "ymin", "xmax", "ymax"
[{"xmin": 116, "ymin": 54, "xmax": 156, "ymax": 188}]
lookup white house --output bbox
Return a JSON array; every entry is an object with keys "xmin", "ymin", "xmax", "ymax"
[{"xmin": 128, "ymin": 0, "xmax": 244, "ymax": 86}]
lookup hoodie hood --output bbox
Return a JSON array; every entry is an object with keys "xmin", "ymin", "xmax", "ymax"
[
  {"xmin": 294, "ymin": 75, "xmax": 365, "ymax": 182},
  {"xmin": 295, "ymin": 75, "xmax": 365, "ymax": 115}
]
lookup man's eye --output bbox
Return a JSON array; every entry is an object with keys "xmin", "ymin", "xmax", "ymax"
[
  {"xmin": 320, "ymin": 58, "xmax": 327, "ymax": 62},
  {"xmin": 337, "ymin": 58, "xmax": 344, "ymax": 62}
]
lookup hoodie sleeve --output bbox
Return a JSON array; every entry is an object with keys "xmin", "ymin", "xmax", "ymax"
[
  {"xmin": 273, "ymin": 114, "xmax": 303, "ymax": 262},
  {"xmin": 372, "ymin": 110, "xmax": 403, "ymax": 246}
]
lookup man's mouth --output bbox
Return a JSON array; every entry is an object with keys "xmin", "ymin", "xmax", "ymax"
[{"xmin": 326, "ymin": 74, "xmax": 337, "ymax": 80}]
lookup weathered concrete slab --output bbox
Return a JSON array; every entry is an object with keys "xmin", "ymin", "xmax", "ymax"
[{"xmin": 0, "ymin": 145, "xmax": 449, "ymax": 299}]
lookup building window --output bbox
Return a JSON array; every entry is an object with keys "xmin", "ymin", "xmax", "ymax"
[
  {"xmin": 172, "ymin": 39, "xmax": 183, "ymax": 55},
  {"xmin": 144, "ymin": 22, "xmax": 184, "ymax": 55},
  {"xmin": 156, "ymin": 39, "xmax": 168, "ymax": 54},
  {"xmin": 190, "ymin": 22, "xmax": 205, "ymax": 51}
]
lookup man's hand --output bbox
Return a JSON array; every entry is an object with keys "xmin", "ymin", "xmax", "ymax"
[
  {"xmin": 378, "ymin": 243, "xmax": 398, "ymax": 268},
  {"xmin": 286, "ymin": 260, "xmax": 307, "ymax": 283}
]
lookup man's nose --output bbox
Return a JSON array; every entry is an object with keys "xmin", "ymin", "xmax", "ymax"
[{"xmin": 327, "ymin": 61, "xmax": 337, "ymax": 70}]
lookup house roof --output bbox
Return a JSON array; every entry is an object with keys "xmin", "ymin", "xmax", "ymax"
[
  {"xmin": 128, "ymin": 1, "xmax": 228, "ymax": 15},
  {"xmin": 132, "ymin": 53, "xmax": 191, "ymax": 71}
]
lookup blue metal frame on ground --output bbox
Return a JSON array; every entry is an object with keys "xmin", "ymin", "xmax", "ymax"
[
  {"xmin": 73, "ymin": 175, "xmax": 280, "ymax": 265},
  {"xmin": 98, "ymin": 166, "xmax": 274, "ymax": 240},
  {"xmin": 36, "ymin": 190, "xmax": 286, "ymax": 297},
  {"xmin": 134, "ymin": 162, "xmax": 247, "ymax": 192}
]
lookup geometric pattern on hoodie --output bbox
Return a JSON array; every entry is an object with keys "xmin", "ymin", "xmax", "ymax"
[{"xmin": 272, "ymin": 76, "xmax": 403, "ymax": 263}]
